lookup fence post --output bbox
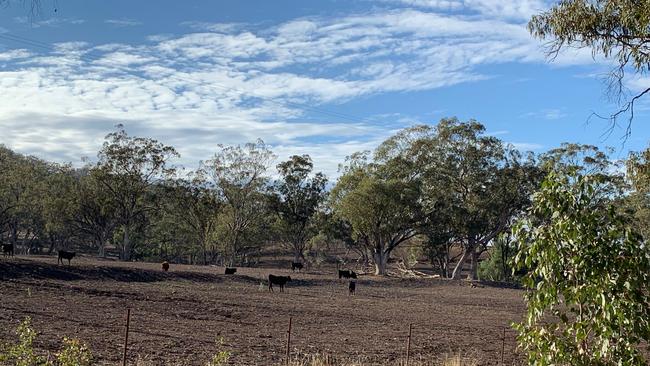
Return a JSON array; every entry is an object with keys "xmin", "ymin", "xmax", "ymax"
[
  {"xmin": 405, "ymin": 323, "xmax": 413, "ymax": 366},
  {"xmin": 500, "ymin": 326, "xmax": 506, "ymax": 365},
  {"xmin": 122, "ymin": 308, "xmax": 131, "ymax": 366},
  {"xmin": 286, "ymin": 317, "xmax": 292, "ymax": 366}
]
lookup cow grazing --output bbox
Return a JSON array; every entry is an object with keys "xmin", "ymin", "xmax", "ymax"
[
  {"xmin": 338, "ymin": 269, "xmax": 357, "ymax": 279},
  {"xmin": 57, "ymin": 250, "xmax": 76, "ymax": 265},
  {"xmin": 161, "ymin": 261, "xmax": 170, "ymax": 272},
  {"xmin": 291, "ymin": 262, "xmax": 303, "ymax": 272},
  {"xmin": 2, "ymin": 244, "xmax": 14, "ymax": 258},
  {"xmin": 349, "ymin": 281, "xmax": 356, "ymax": 295},
  {"xmin": 268, "ymin": 274, "xmax": 291, "ymax": 292},
  {"xmin": 225, "ymin": 267, "xmax": 237, "ymax": 275}
]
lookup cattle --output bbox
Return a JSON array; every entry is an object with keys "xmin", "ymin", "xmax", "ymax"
[
  {"xmin": 349, "ymin": 281, "xmax": 356, "ymax": 295},
  {"xmin": 161, "ymin": 261, "xmax": 170, "ymax": 272},
  {"xmin": 291, "ymin": 262, "xmax": 303, "ymax": 272},
  {"xmin": 57, "ymin": 250, "xmax": 76, "ymax": 265},
  {"xmin": 2, "ymin": 244, "xmax": 14, "ymax": 258},
  {"xmin": 338, "ymin": 269, "xmax": 357, "ymax": 279},
  {"xmin": 268, "ymin": 274, "xmax": 291, "ymax": 292},
  {"xmin": 225, "ymin": 267, "xmax": 237, "ymax": 275}
]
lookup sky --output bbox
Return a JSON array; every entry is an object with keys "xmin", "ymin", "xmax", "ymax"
[{"xmin": 0, "ymin": 0, "xmax": 648, "ymax": 178}]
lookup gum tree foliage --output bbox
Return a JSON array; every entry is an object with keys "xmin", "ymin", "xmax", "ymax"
[
  {"xmin": 513, "ymin": 171, "xmax": 650, "ymax": 365},
  {"xmin": 330, "ymin": 151, "xmax": 421, "ymax": 275},
  {"xmin": 529, "ymin": 0, "xmax": 650, "ymax": 134},
  {"xmin": 271, "ymin": 155, "xmax": 328, "ymax": 262},
  {"xmin": 93, "ymin": 127, "xmax": 179, "ymax": 261},
  {"xmin": 626, "ymin": 144, "xmax": 650, "ymax": 240},
  {"xmin": 203, "ymin": 140, "xmax": 275, "ymax": 266},
  {"xmin": 70, "ymin": 168, "xmax": 118, "ymax": 257},
  {"xmin": 374, "ymin": 119, "xmax": 540, "ymax": 279},
  {"xmin": 153, "ymin": 173, "xmax": 221, "ymax": 264}
]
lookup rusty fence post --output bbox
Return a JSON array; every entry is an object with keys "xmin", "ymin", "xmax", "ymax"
[
  {"xmin": 405, "ymin": 323, "xmax": 413, "ymax": 366},
  {"xmin": 122, "ymin": 308, "xmax": 131, "ymax": 366},
  {"xmin": 286, "ymin": 317, "xmax": 292, "ymax": 366}
]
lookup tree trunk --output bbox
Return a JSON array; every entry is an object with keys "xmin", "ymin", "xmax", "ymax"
[
  {"xmin": 122, "ymin": 226, "xmax": 132, "ymax": 261},
  {"xmin": 451, "ymin": 246, "xmax": 469, "ymax": 279},
  {"xmin": 468, "ymin": 249, "xmax": 479, "ymax": 281},
  {"xmin": 373, "ymin": 251, "xmax": 389, "ymax": 275}
]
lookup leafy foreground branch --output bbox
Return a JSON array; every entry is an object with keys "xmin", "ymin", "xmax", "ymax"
[{"xmin": 513, "ymin": 171, "xmax": 650, "ymax": 365}]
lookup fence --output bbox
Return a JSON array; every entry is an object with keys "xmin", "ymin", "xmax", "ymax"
[{"xmin": 1, "ymin": 305, "xmax": 522, "ymax": 365}]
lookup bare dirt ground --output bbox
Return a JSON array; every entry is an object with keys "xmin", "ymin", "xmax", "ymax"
[{"xmin": 0, "ymin": 256, "xmax": 526, "ymax": 365}]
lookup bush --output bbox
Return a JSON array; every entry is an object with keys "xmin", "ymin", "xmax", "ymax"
[
  {"xmin": 206, "ymin": 337, "xmax": 231, "ymax": 366},
  {"xmin": 513, "ymin": 172, "xmax": 650, "ymax": 365},
  {"xmin": 0, "ymin": 317, "xmax": 47, "ymax": 366},
  {"xmin": 0, "ymin": 317, "xmax": 93, "ymax": 366},
  {"xmin": 55, "ymin": 337, "xmax": 93, "ymax": 366}
]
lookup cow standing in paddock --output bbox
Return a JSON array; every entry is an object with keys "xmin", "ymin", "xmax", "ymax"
[
  {"xmin": 291, "ymin": 262, "xmax": 303, "ymax": 272},
  {"xmin": 57, "ymin": 250, "xmax": 76, "ymax": 265},
  {"xmin": 2, "ymin": 244, "xmax": 14, "ymax": 258},
  {"xmin": 349, "ymin": 281, "xmax": 356, "ymax": 295},
  {"xmin": 161, "ymin": 261, "xmax": 170, "ymax": 272},
  {"xmin": 338, "ymin": 269, "xmax": 357, "ymax": 279},
  {"xmin": 268, "ymin": 274, "xmax": 291, "ymax": 292},
  {"xmin": 225, "ymin": 267, "xmax": 237, "ymax": 275}
]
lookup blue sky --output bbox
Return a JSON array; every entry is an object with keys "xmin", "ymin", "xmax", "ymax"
[{"xmin": 0, "ymin": 0, "xmax": 648, "ymax": 177}]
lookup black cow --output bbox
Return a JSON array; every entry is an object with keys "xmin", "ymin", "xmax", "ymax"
[
  {"xmin": 57, "ymin": 250, "xmax": 76, "ymax": 265},
  {"xmin": 291, "ymin": 262, "xmax": 303, "ymax": 272},
  {"xmin": 2, "ymin": 244, "xmax": 14, "ymax": 258},
  {"xmin": 268, "ymin": 274, "xmax": 291, "ymax": 292},
  {"xmin": 349, "ymin": 281, "xmax": 356, "ymax": 295},
  {"xmin": 338, "ymin": 269, "xmax": 357, "ymax": 279},
  {"xmin": 225, "ymin": 267, "xmax": 237, "ymax": 275}
]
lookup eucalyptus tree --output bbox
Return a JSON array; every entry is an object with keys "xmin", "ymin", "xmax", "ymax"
[
  {"xmin": 71, "ymin": 168, "xmax": 118, "ymax": 257},
  {"xmin": 529, "ymin": 0, "xmax": 650, "ymax": 133},
  {"xmin": 38, "ymin": 163, "xmax": 78, "ymax": 254},
  {"xmin": 330, "ymin": 152, "xmax": 422, "ymax": 275},
  {"xmin": 203, "ymin": 140, "xmax": 275, "ymax": 266},
  {"xmin": 157, "ymin": 173, "xmax": 221, "ymax": 264},
  {"xmin": 626, "ymin": 144, "xmax": 650, "ymax": 241},
  {"xmin": 93, "ymin": 127, "xmax": 179, "ymax": 260},
  {"xmin": 513, "ymin": 171, "xmax": 650, "ymax": 365},
  {"xmin": 376, "ymin": 119, "xmax": 540, "ymax": 279},
  {"xmin": 270, "ymin": 155, "xmax": 328, "ymax": 262}
]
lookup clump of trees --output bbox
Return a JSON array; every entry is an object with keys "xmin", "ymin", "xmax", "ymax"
[{"xmin": 1, "ymin": 121, "xmax": 649, "ymax": 285}]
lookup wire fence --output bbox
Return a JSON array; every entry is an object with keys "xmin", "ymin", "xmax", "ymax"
[{"xmin": 0, "ymin": 304, "xmax": 523, "ymax": 366}]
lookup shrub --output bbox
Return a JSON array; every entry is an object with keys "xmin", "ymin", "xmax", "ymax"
[
  {"xmin": 513, "ymin": 172, "xmax": 650, "ymax": 365},
  {"xmin": 206, "ymin": 337, "xmax": 231, "ymax": 366},
  {"xmin": 0, "ymin": 317, "xmax": 47, "ymax": 366},
  {"xmin": 55, "ymin": 337, "xmax": 93, "ymax": 366},
  {"xmin": 0, "ymin": 317, "xmax": 93, "ymax": 366}
]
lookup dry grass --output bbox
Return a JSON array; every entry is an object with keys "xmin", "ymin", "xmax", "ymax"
[{"xmin": 287, "ymin": 352, "xmax": 481, "ymax": 366}]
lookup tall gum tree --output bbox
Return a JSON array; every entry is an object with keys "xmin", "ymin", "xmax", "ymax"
[
  {"xmin": 375, "ymin": 119, "xmax": 541, "ymax": 280},
  {"xmin": 94, "ymin": 127, "xmax": 178, "ymax": 261},
  {"xmin": 330, "ymin": 152, "xmax": 421, "ymax": 275},
  {"xmin": 271, "ymin": 155, "xmax": 328, "ymax": 263},
  {"xmin": 203, "ymin": 140, "xmax": 275, "ymax": 266}
]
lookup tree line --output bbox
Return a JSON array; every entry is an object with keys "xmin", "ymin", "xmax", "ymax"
[{"xmin": 1, "ymin": 118, "xmax": 649, "ymax": 278}]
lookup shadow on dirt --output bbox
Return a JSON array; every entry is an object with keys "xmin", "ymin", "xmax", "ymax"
[{"xmin": 0, "ymin": 259, "xmax": 259, "ymax": 284}]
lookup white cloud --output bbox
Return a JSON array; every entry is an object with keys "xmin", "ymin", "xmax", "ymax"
[
  {"xmin": 521, "ymin": 109, "xmax": 567, "ymax": 121},
  {"xmin": 14, "ymin": 16, "xmax": 85, "ymax": 27},
  {"xmin": 105, "ymin": 18, "xmax": 142, "ymax": 27},
  {"xmin": 385, "ymin": 0, "xmax": 551, "ymax": 21},
  {"xmin": 0, "ymin": 7, "xmax": 599, "ymax": 177}
]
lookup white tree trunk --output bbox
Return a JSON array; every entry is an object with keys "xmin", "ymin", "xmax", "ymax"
[{"xmin": 451, "ymin": 247, "xmax": 469, "ymax": 279}]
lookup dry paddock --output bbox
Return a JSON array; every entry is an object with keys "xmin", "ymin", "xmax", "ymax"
[{"xmin": 0, "ymin": 256, "xmax": 526, "ymax": 365}]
